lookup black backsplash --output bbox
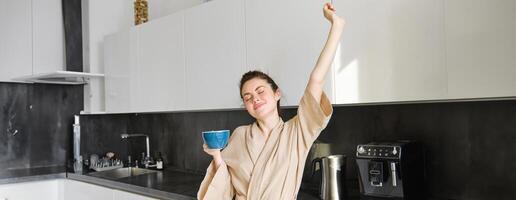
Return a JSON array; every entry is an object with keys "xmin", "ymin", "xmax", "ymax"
[
  {"xmin": 78, "ymin": 100, "xmax": 516, "ymax": 199},
  {"xmin": 0, "ymin": 82, "xmax": 83, "ymax": 170}
]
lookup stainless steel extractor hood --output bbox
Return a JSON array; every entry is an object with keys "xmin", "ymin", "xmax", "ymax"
[{"xmin": 12, "ymin": 70, "xmax": 103, "ymax": 85}]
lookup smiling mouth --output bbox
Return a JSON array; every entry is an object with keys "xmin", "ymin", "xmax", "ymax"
[{"xmin": 254, "ymin": 103, "xmax": 264, "ymax": 110}]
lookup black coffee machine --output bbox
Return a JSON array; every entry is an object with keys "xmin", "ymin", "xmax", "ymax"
[{"xmin": 356, "ymin": 141, "xmax": 425, "ymax": 200}]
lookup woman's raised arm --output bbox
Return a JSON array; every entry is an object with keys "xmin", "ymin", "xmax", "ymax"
[{"xmin": 306, "ymin": 3, "xmax": 345, "ymax": 103}]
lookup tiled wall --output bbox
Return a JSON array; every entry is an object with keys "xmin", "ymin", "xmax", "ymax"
[
  {"xmin": 79, "ymin": 99, "xmax": 516, "ymax": 199},
  {"xmin": 0, "ymin": 82, "xmax": 83, "ymax": 170}
]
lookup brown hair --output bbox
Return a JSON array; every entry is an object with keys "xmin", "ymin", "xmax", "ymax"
[{"xmin": 239, "ymin": 70, "xmax": 281, "ymax": 116}]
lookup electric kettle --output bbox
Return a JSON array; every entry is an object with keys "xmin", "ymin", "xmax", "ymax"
[{"xmin": 312, "ymin": 154, "xmax": 346, "ymax": 200}]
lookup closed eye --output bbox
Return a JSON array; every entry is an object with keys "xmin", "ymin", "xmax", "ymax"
[
  {"xmin": 256, "ymin": 86, "xmax": 265, "ymax": 94},
  {"xmin": 243, "ymin": 95, "xmax": 252, "ymax": 102}
]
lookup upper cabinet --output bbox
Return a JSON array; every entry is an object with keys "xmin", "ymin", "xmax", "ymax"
[
  {"xmin": 333, "ymin": 0, "xmax": 447, "ymax": 104},
  {"xmin": 245, "ymin": 0, "xmax": 333, "ymax": 106},
  {"xmin": 105, "ymin": 12, "xmax": 187, "ymax": 113},
  {"xmin": 184, "ymin": 0, "xmax": 246, "ymax": 110},
  {"xmin": 0, "ymin": 0, "xmax": 33, "ymax": 81},
  {"xmin": 0, "ymin": 0, "xmax": 65, "ymax": 82},
  {"xmin": 445, "ymin": 0, "xmax": 516, "ymax": 99},
  {"xmin": 104, "ymin": 0, "xmax": 245, "ymax": 113},
  {"xmin": 104, "ymin": 27, "xmax": 139, "ymax": 113},
  {"xmin": 103, "ymin": 0, "xmax": 516, "ymax": 113},
  {"xmin": 136, "ymin": 12, "xmax": 186, "ymax": 112}
]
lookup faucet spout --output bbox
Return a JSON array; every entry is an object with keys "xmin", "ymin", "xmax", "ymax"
[{"xmin": 121, "ymin": 133, "xmax": 150, "ymax": 161}]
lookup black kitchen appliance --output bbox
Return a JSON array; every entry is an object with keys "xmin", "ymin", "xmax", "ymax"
[{"xmin": 355, "ymin": 141, "xmax": 425, "ymax": 200}]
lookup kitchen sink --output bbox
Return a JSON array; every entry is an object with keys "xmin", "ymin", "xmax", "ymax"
[{"xmin": 88, "ymin": 167, "xmax": 158, "ymax": 179}]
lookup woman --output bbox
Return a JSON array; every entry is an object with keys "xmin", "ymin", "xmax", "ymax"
[{"xmin": 198, "ymin": 3, "xmax": 345, "ymax": 199}]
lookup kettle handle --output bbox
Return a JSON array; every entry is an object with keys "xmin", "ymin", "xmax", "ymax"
[{"xmin": 311, "ymin": 157, "xmax": 323, "ymax": 177}]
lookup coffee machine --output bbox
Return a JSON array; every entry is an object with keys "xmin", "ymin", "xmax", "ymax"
[{"xmin": 355, "ymin": 141, "xmax": 425, "ymax": 200}]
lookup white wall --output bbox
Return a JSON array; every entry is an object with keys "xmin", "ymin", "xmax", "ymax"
[
  {"xmin": 32, "ymin": 0, "xmax": 65, "ymax": 74},
  {"xmin": 147, "ymin": 0, "xmax": 205, "ymax": 20}
]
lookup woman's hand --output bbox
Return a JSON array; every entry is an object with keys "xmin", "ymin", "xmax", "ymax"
[
  {"xmin": 203, "ymin": 144, "xmax": 221, "ymax": 157},
  {"xmin": 203, "ymin": 144, "xmax": 225, "ymax": 168},
  {"xmin": 323, "ymin": 3, "xmax": 345, "ymax": 26}
]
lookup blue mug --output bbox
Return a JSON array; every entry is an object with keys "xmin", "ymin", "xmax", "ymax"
[{"xmin": 202, "ymin": 130, "xmax": 230, "ymax": 149}]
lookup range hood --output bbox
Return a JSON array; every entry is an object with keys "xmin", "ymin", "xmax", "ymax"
[
  {"xmin": 11, "ymin": 0, "xmax": 105, "ymax": 85},
  {"xmin": 10, "ymin": 0, "xmax": 99, "ymax": 85},
  {"xmin": 12, "ymin": 70, "xmax": 104, "ymax": 85}
]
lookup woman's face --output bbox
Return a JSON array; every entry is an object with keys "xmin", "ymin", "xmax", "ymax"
[{"xmin": 241, "ymin": 78, "xmax": 281, "ymax": 120}]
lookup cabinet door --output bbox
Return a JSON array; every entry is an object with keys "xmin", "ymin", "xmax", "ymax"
[
  {"xmin": 245, "ymin": 0, "xmax": 333, "ymax": 106},
  {"xmin": 0, "ymin": 0, "xmax": 33, "ymax": 81},
  {"xmin": 0, "ymin": 180, "xmax": 59, "ymax": 200},
  {"xmin": 61, "ymin": 179, "xmax": 113, "ymax": 200},
  {"xmin": 184, "ymin": 0, "xmax": 246, "ymax": 110},
  {"xmin": 104, "ymin": 28, "xmax": 139, "ymax": 113},
  {"xmin": 445, "ymin": 0, "xmax": 516, "ymax": 99},
  {"xmin": 333, "ymin": 0, "xmax": 447, "ymax": 103},
  {"xmin": 136, "ymin": 12, "xmax": 186, "ymax": 112},
  {"xmin": 32, "ymin": 0, "xmax": 65, "ymax": 74},
  {"xmin": 113, "ymin": 189, "xmax": 158, "ymax": 200}
]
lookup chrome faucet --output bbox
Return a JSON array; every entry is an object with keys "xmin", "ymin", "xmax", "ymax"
[{"xmin": 121, "ymin": 133, "xmax": 151, "ymax": 167}]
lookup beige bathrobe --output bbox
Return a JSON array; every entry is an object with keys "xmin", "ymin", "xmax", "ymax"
[{"xmin": 198, "ymin": 89, "xmax": 333, "ymax": 200}]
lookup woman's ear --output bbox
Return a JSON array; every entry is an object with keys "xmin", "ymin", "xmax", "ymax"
[{"xmin": 274, "ymin": 89, "xmax": 281, "ymax": 101}]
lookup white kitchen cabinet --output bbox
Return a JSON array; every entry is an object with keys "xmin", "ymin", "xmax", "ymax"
[
  {"xmin": 0, "ymin": 179, "xmax": 159, "ymax": 200},
  {"xmin": 0, "ymin": 0, "xmax": 66, "ymax": 82},
  {"xmin": 332, "ymin": 0, "xmax": 447, "ymax": 104},
  {"xmin": 103, "ymin": 0, "xmax": 516, "ymax": 113},
  {"xmin": 104, "ymin": 28, "xmax": 139, "ymax": 113},
  {"xmin": 0, "ymin": 180, "xmax": 60, "ymax": 200},
  {"xmin": 184, "ymin": 0, "xmax": 247, "ymax": 110},
  {"xmin": 32, "ymin": 0, "xmax": 65, "ymax": 74},
  {"xmin": 135, "ymin": 12, "xmax": 186, "ymax": 112},
  {"xmin": 105, "ymin": 11, "xmax": 187, "ymax": 113},
  {"xmin": 61, "ymin": 179, "xmax": 158, "ymax": 200},
  {"xmin": 112, "ymin": 189, "xmax": 158, "ymax": 200},
  {"xmin": 445, "ymin": 0, "xmax": 516, "ymax": 99},
  {"xmin": 61, "ymin": 179, "xmax": 113, "ymax": 200},
  {"xmin": 246, "ymin": 0, "xmax": 447, "ymax": 106},
  {"xmin": 62, "ymin": 179, "xmax": 159, "ymax": 200},
  {"xmin": 245, "ymin": 0, "xmax": 333, "ymax": 106},
  {"xmin": 0, "ymin": 0, "xmax": 33, "ymax": 81}
]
